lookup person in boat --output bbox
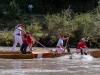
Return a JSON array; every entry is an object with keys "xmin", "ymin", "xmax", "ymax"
[
  {"xmin": 27, "ymin": 36, "xmax": 35, "ymax": 52},
  {"xmin": 20, "ymin": 31, "xmax": 33, "ymax": 54},
  {"xmin": 12, "ymin": 24, "xmax": 25, "ymax": 51},
  {"xmin": 56, "ymin": 34, "xmax": 69, "ymax": 54},
  {"xmin": 76, "ymin": 38, "xmax": 89, "ymax": 55}
]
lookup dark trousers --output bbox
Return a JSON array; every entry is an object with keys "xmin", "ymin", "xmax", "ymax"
[
  {"xmin": 66, "ymin": 44, "xmax": 71, "ymax": 54},
  {"xmin": 80, "ymin": 49, "xmax": 88, "ymax": 55},
  {"xmin": 20, "ymin": 44, "xmax": 28, "ymax": 54}
]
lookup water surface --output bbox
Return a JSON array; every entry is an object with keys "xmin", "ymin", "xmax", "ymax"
[{"xmin": 0, "ymin": 46, "xmax": 100, "ymax": 75}]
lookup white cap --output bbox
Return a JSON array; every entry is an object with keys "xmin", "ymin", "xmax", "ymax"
[{"xmin": 81, "ymin": 38, "xmax": 85, "ymax": 41}]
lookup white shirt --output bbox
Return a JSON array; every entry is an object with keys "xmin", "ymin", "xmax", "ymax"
[
  {"xmin": 13, "ymin": 27, "xmax": 22, "ymax": 36},
  {"xmin": 56, "ymin": 38, "xmax": 63, "ymax": 47},
  {"xmin": 28, "ymin": 5, "xmax": 33, "ymax": 9}
]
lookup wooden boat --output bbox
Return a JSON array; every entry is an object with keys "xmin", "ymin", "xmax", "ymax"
[
  {"xmin": 33, "ymin": 50, "xmax": 100, "ymax": 58},
  {"xmin": 0, "ymin": 50, "xmax": 100, "ymax": 59},
  {"xmin": 0, "ymin": 51, "xmax": 33, "ymax": 59}
]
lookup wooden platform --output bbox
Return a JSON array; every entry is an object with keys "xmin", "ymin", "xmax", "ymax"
[
  {"xmin": 90, "ymin": 50, "xmax": 100, "ymax": 58},
  {"xmin": 0, "ymin": 50, "xmax": 99, "ymax": 59},
  {"xmin": 0, "ymin": 51, "xmax": 33, "ymax": 59}
]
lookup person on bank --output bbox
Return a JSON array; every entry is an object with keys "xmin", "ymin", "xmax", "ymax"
[
  {"xmin": 28, "ymin": 4, "xmax": 33, "ymax": 12},
  {"xmin": 76, "ymin": 38, "xmax": 89, "ymax": 55},
  {"xmin": 12, "ymin": 24, "xmax": 24, "ymax": 51},
  {"xmin": 67, "ymin": 5, "xmax": 73, "ymax": 15},
  {"xmin": 56, "ymin": 34, "xmax": 69, "ymax": 54},
  {"xmin": 20, "ymin": 31, "xmax": 33, "ymax": 54}
]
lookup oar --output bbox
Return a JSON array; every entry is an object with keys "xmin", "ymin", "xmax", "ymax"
[
  {"xmin": 64, "ymin": 35, "xmax": 72, "ymax": 59},
  {"xmin": 32, "ymin": 38, "xmax": 53, "ymax": 52},
  {"xmin": 86, "ymin": 37, "xmax": 90, "ymax": 55},
  {"xmin": 64, "ymin": 35, "xmax": 70, "ymax": 52}
]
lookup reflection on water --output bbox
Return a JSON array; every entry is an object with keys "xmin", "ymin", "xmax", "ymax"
[{"xmin": 0, "ymin": 47, "xmax": 100, "ymax": 75}]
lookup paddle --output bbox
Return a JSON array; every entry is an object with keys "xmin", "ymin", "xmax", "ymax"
[
  {"xmin": 64, "ymin": 35, "xmax": 73, "ymax": 59},
  {"xmin": 32, "ymin": 38, "xmax": 53, "ymax": 52},
  {"xmin": 64, "ymin": 34, "xmax": 70, "ymax": 52},
  {"xmin": 86, "ymin": 37, "xmax": 90, "ymax": 55}
]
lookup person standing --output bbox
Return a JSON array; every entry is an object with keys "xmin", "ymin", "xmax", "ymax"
[
  {"xmin": 28, "ymin": 4, "xmax": 33, "ymax": 12},
  {"xmin": 67, "ymin": 5, "xmax": 74, "ymax": 19},
  {"xmin": 20, "ymin": 31, "xmax": 33, "ymax": 54},
  {"xmin": 12, "ymin": 24, "xmax": 24, "ymax": 51},
  {"xmin": 76, "ymin": 38, "xmax": 89, "ymax": 56},
  {"xmin": 56, "ymin": 34, "xmax": 69, "ymax": 54},
  {"xmin": 67, "ymin": 5, "xmax": 73, "ymax": 15}
]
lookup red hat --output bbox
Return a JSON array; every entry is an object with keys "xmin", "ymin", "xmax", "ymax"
[
  {"xmin": 60, "ymin": 34, "xmax": 64, "ymax": 37},
  {"xmin": 17, "ymin": 24, "xmax": 22, "ymax": 27},
  {"xmin": 15, "ymin": 24, "xmax": 22, "ymax": 28}
]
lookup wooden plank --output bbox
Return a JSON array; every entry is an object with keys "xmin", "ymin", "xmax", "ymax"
[
  {"xmin": 0, "ymin": 50, "xmax": 99, "ymax": 59},
  {"xmin": 90, "ymin": 50, "xmax": 100, "ymax": 58},
  {"xmin": 0, "ymin": 54, "xmax": 33, "ymax": 59}
]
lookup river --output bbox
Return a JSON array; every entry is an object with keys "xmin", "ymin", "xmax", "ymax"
[{"xmin": 0, "ymin": 46, "xmax": 100, "ymax": 75}]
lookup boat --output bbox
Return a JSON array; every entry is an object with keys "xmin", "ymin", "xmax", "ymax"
[
  {"xmin": 0, "ymin": 51, "xmax": 33, "ymax": 59},
  {"xmin": 33, "ymin": 50, "xmax": 100, "ymax": 58},
  {"xmin": 0, "ymin": 50, "xmax": 99, "ymax": 59}
]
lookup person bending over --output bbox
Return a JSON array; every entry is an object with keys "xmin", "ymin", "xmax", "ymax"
[
  {"xmin": 76, "ymin": 38, "xmax": 89, "ymax": 55},
  {"xmin": 20, "ymin": 31, "xmax": 33, "ymax": 54}
]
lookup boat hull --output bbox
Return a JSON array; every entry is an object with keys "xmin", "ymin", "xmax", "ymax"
[
  {"xmin": 0, "ymin": 50, "xmax": 99, "ymax": 59},
  {"xmin": 32, "ymin": 52, "xmax": 68, "ymax": 58},
  {"xmin": 0, "ymin": 51, "xmax": 33, "ymax": 59},
  {"xmin": 90, "ymin": 50, "xmax": 100, "ymax": 58}
]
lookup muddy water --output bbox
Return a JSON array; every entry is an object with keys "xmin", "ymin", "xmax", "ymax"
[{"xmin": 0, "ymin": 46, "xmax": 100, "ymax": 75}]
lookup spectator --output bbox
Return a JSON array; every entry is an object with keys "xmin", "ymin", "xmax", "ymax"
[
  {"xmin": 28, "ymin": 4, "xmax": 33, "ymax": 12},
  {"xmin": 67, "ymin": 5, "xmax": 74, "ymax": 19},
  {"xmin": 67, "ymin": 5, "xmax": 73, "ymax": 15}
]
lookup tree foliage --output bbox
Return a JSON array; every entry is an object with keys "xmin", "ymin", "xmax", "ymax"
[{"xmin": 0, "ymin": 0, "xmax": 100, "ymax": 47}]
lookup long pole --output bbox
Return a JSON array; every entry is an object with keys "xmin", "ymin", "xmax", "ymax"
[{"xmin": 33, "ymin": 38, "xmax": 52, "ymax": 51}]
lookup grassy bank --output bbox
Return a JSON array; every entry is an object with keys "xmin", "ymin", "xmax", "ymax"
[{"xmin": 0, "ymin": 3, "xmax": 100, "ymax": 47}]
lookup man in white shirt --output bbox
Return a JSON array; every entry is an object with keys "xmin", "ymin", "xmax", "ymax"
[
  {"xmin": 12, "ymin": 24, "xmax": 24, "ymax": 51},
  {"xmin": 56, "ymin": 34, "xmax": 69, "ymax": 54}
]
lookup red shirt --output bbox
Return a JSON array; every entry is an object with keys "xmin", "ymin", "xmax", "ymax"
[
  {"xmin": 77, "ymin": 41, "xmax": 86, "ymax": 49},
  {"xmin": 22, "ymin": 33, "xmax": 33, "ymax": 45}
]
